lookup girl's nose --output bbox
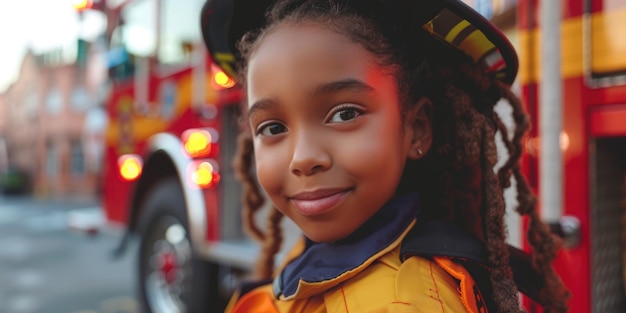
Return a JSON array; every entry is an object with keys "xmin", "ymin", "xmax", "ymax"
[{"xmin": 289, "ymin": 132, "xmax": 331, "ymax": 176}]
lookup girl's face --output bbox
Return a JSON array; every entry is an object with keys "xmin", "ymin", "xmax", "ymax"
[{"xmin": 246, "ymin": 23, "xmax": 428, "ymax": 242}]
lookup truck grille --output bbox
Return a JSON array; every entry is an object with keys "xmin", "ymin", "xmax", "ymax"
[{"xmin": 592, "ymin": 138, "xmax": 626, "ymax": 313}]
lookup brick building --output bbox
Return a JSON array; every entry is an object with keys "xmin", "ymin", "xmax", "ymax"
[{"xmin": 0, "ymin": 45, "xmax": 105, "ymax": 198}]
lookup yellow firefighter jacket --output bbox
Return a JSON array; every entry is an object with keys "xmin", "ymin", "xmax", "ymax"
[{"xmin": 226, "ymin": 193, "xmax": 489, "ymax": 313}]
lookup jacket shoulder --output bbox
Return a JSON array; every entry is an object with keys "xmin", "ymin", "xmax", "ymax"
[{"xmin": 394, "ymin": 256, "xmax": 472, "ymax": 312}]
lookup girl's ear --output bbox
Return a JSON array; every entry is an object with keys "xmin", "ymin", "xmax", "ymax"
[{"xmin": 405, "ymin": 97, "xmax": 433, "ymax": 160}]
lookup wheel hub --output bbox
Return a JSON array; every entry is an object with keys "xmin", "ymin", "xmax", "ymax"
[
  {"xmin": 144, "ymin": 221, "xmax": 191, "ymax": 313},
  {"xmin": 158, "ymin": 249, "xmax": 179, "ymax": 285}
]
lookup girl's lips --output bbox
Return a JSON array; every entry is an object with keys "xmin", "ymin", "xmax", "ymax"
[{"xmin": 289, "ymin": 188, "xmax": 351, "ymax": 216}]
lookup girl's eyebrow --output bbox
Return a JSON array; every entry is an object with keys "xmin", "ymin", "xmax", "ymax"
[
  {"xmin": 248, "ymin": 98, "xmax": 277, "ymax": 121},
  {"xmin": 248, "ymin": 79, "xmax": 374, "ymax": 120},
  {"xmin": 313, "ymin": 78, "xmax": 375, "ymax": 96}
]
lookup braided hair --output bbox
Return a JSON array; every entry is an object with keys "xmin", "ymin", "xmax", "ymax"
[{"xmin": 232, "ymin": 0, "xmax": 570, "ymax": 311}]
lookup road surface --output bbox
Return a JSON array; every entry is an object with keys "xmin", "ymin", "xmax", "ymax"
[{"xmin": 0, "ymin": 196, "xmax": 139, "ymax": 313}]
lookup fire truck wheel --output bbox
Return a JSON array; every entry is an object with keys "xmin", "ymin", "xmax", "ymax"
[{"xmin": 138, "ymin": 178, "xmax": 225, "ymax": 313}]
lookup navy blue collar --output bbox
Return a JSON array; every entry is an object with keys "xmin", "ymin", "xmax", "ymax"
[{"xmin": 274, "ymin": 192, "xmax": 420, "ymax": 298}]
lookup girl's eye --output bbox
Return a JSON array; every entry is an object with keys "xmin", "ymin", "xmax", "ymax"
[
  {"xmin": 328, "ymin": 106, "xmax": 362, "ymax": 123},
  {"xmin": 257, "ymin": 122, "xmax": 287, "ymax": 137}
]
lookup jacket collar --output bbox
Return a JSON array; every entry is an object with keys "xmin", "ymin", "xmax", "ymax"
[{"xmin": 273, "ymin": 192, "xmax": 420, "ymax": 300}]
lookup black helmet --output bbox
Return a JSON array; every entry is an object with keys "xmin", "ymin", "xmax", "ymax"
[{"xmin": 200, "ymin": 0, "xmax": 518, "ymax": 85}]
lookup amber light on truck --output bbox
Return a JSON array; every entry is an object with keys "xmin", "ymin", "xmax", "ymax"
[
  {"xmin": 214, "ymin": 71, "xmax": 236, "ymax": 89},
  {"xmin": 71, "ymin": 0, "xmax": 93, "ymax": 11},
  {"xmin": 118, "ymin": 154, "xmax": 143, "ymax": 181},
  {"xmin": 187, "ymin": 160, "xmax": 220, "ymax": 189},
  {"xmin": 210, "ymin": 64, "xmax": 236, "ymax": 90},
  {"xmin": 182, "ymin": 128, "xmax": 218, "ymax": 158}
]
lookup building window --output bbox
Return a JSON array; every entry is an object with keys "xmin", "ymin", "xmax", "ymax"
[
  {"xmin": 24, "ymin": 87, "xmax": 38, "ymax": 120},
  {"xmin": 70, "ymin": 87, "xmax": 93, "ymax": 112},
  {"xmin": 70, "ymin": 140, "xmax": 85, "ymax": 176},
  {"xmin": 46, "ymin": 142, "xmax": 59, "ymax": 178},
  {"xmin": 46, "ymin": 88, "xmax": 63, "ymax": 114}
]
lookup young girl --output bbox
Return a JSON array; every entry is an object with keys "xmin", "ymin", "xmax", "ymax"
[{"xmin": 201, "ymin": 0, "xmax": 571, "ymax": 312}]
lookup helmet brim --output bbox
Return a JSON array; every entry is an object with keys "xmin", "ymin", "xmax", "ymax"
[{"xmin": 200, "ymin": 0, "xmax": 518, "ymax": 85}]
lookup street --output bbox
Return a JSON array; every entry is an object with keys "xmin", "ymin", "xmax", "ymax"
[{"xmin": 0, "ymin": 196, "xmax": 139, "ymax": 313}]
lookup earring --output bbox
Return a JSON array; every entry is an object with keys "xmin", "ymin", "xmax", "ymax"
[{"xmin": 417, "ymin": 148, "xmax": 423, "ymax": 156}]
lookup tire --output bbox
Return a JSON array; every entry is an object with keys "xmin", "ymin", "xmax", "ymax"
[{"xmin": 138, "ymin": 178, "xmax": 226, "ymax": 313}]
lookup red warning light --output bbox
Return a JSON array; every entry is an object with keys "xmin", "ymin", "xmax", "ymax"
[{"xmin": 118, "ymin": 154, "xmax": 143, "ymax": 181}]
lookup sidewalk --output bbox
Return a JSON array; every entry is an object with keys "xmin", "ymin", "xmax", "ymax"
[
  {"xmin": 0, "ymin": 193, "xmax": 99, "ymax": 209},
  {"xmin": 0, "ymin": 194, "xmax": 118, "ymax": 236}
]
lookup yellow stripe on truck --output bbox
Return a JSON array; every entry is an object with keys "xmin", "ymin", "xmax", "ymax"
[
  {"xmin": 517, "ymin": 18, "xmax": 583, "ymax": 84},
  {"xmin": 590, "ymin": 8, "xmax": 626, "ymax": 74},
  {"xmin": 518, "ymin": 8, "xmax": 626, "ymax": 84}
]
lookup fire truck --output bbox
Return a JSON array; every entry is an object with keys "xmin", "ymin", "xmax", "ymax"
[
  {"xmin": 81, "ymin": 0, "xmax": 625, "ymax": 312},
  {"xmin": 80, "ymin": 0, "xmax": 280, "ymax": 312},
  {"xmin": 517, "ymin": 0, "xmax": 626, "ymax": 312}
]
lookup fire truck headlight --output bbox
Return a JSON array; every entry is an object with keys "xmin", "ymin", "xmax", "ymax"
[
  {"xmin": 118, "ymin": 154, "xmax": 143, "ymax": 181},
  {"xmin": 187, "ymin": 160, "xmax": 220, "ymax": 189}
]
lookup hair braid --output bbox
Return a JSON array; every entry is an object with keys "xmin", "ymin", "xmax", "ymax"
[
  {"xmin": 233, "ymin": 130, "xmax": 266, "ymax": 242},
  {"xmin": 493, "ymin": 114, "xmax": 515, "ymax": 189},
  {"xmin": 480, "ymin": 112, "xmax": 523, "ymax": 312},
  {"xmin": 439, "ymin": 61, "xmax": 576, "ymax": 312},
  {"xmin": 422, "ymin": 62, "xmax": 522, "ymax": 311},
  {"xmin": 256, "ymin": 206, "xmax": 284, "ymax": 279},
  {"xmin": 494, "ymin": 83, "xmax": 571, "ymax": 312},
  {"xmin": 494, "ymin": 82, "xmax": 529, "ymax": 190},
  {"xmin": 233, "ymin": 117, "xmax": 285, "ymax": 279},
  {"xmin": 513, "ymin": 167, "xmax": 570, "ymax": 312}
]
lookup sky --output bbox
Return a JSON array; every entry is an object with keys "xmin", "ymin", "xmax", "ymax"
[{"xmin": 0, "ymin": 0, "xmax": 82, "ymax": 92}]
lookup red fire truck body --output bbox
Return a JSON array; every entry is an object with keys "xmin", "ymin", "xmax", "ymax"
[
  {"xmin": 93, "ymin": 0, "xmax": 626, "ymax": 312},
  {"xmin": 518, "ymin": 0, "xmax": 626, "ymax": 312},
  {"xmin": 97, "ymin": 1, "xmax": 262, "ymax": 311}
]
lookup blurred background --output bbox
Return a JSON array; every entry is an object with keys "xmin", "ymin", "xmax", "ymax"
[
  {"xmin": 0, "ymin": 1, "xmax": 137, "ymax": 313},
  {"xmin": 0, "ymin": 0, "xmax": 108, "ymax": 198},
  {"xmin": 0, "ymin": 0, "xmax": 625, "ymax": 313}
]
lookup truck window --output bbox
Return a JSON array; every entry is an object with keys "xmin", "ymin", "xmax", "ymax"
[
  {"xmin": 108, "ymin": 0, "xmax": 157, "ymax": 82},
  {"xmin": 158, "ymin": 0, "xmax": 204, "ymax": 66},
  {"xmin": 121, "ymin": 0, "xmax": 157, "ymax": 57}
]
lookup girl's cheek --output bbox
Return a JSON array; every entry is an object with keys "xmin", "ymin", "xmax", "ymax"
[
  {"xmin": 254, "ymin": 151, "xmax": 269, "ymax": 185},
  {"xmin": 254, "ymin": 147, "xmax": 285, "ymax": 192}
]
